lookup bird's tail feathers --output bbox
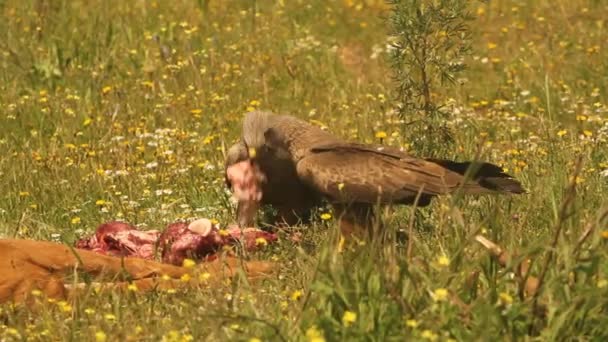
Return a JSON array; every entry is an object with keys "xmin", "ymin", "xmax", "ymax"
[{"xmin": 427, "ymin": 159, "xmax": 526, "ymax": 195}]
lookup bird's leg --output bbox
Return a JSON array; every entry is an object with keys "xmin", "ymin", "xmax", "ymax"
[{"xmin": 333, "ymin": 203, "xmax": 376, "ymax": 240}]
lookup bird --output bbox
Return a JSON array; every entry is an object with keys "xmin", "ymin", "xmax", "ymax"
[{"xmin": 225, "ymin": 110, "xmax": 525, "ymax": 235}]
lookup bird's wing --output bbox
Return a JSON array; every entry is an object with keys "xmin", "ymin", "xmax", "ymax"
[{"xmin": 295, "ymin": 143, "xmax": 463, "ymax": 204}]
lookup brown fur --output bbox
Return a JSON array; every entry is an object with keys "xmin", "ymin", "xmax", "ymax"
[{"xmin": 0, "ymin": 239, "xmax": 275, "ymax": 305}]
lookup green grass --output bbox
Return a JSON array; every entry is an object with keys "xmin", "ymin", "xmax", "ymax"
[{"xmin": 1, "ymin": 0, "xmax": 608, "ymax": 340}]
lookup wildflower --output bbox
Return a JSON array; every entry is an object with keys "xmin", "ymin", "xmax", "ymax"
[
  {"xmin": 101, "ymin": 86, "xmax": 112, "ymax": 95},
  {"xmin": 487, "ymin": 42, "xmax": 497, "ymax": 49},
  {"xmin": 83, "ymin": 118, "xmax": 92, "ymax": 126},
  {"xmin": 199, "ymin": 272, "xmax": 211, "ymax": 281},
  {"xmin": 557, "ymin": 129, "xmax": 567, "ymax": 137},
  {"xmin": 320, "ymin": 213, "xmax": 332, "ymax": 221},
  {"xmin": 182, "ymin": 258, "xmax": 196, "ymax": 268},
  {"xmin": 95, "ymin": 331, "xmax": 107, "ymax": 342},
  {"xmin": 437, "ymin": 255, "xmax": 450, "ymax": 267},
  {"xmin": 255, "ymin": 237, "xmax": 268, "ymax": 246},
  {"xmin": 337, "ymin": 182, "xmax": 345, "ymax": 191},
  {"xmin": 84, "ymin": 308, "xmax": 96, "ymax": 315},
  {"xmin": 95, "ymin": 199, "xmax": 106, "ymax": 206},
  {"xmin": 104, "ymin": 314, "xmax": 116, "ymax": 321},
  {"xmin": 582, "ymin": 130, "xmax": 593, "ymax": 137},
  {"xmin": 342, "ymin": 310, "xmax": 357, "ymax": 327},
  {"xmin": 375, "ymin": 131, "xmax": 387, "ymax": 139},
  {"xmin": 180, "ymin": 273, "xmax": 191, "ymax": 282},
  {"xmin": 190, "ymin": 109, "xmax": 203, "ymax": 115},
  {"xmin": 71, "ymin": 217, "xmax": 81, "ymax": 224},
  {"xmin": 421, "ymin": 330, "xmax": 438, "ymax": 341},
  {"xmin": 57, "ymin": 300, "xmax": 72, "ymax": 312},
  {"xmin": 601, "ymin": 230, "xmax": 608, "ymax": 239},
  {"xmin": 127, "ymin": 283, "xmax": 138, "ymax": 292},
  {"xmin": 249, "ymin": 338, "xmax": 262, "ymax": 342},
  {"xmin": 432, "ymin": 288, "xmax": 449, "ymax": 302},
  {"xmin": 405, "ymin": 319, "xmax": 418, "ymax": 328},
  {"xmin": 305, "ymin": 325, "xmax": 326, "ymax": 342},
  {"xmin": 19, "ymin": 191, "xmax": 30, "ymax": 197},
  {"xmin": 291, "ymin": 290, "xmax": 303, "ymax": 301},
  {"xmin": 498, "ymin": 292, "xmax": 513, "ymax": 306}
]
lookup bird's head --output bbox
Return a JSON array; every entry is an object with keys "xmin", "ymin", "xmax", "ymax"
[{"xmin": 242, "ymin": 110, "xmax": 275, "ymax": 162}]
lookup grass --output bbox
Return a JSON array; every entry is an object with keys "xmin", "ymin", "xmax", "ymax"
[{"xmin": 1, "ymin": 0, "xmax": 608, "ymax": 340}]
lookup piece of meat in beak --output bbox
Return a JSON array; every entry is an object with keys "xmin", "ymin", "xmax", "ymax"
[{"xmin": 226, "ymin": 147, "xmax": 266, "ymax": 227}]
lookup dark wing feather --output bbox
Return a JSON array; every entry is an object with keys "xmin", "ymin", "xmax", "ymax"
[{"xmin": 296, "ymin": 145, "xmax": 463, "ymax": 204}]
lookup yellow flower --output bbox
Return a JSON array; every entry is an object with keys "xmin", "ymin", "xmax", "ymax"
[
  {"xmin": 255, "ymin": 237, "xmax": 268, "ymax": 246},
  {"xmin": 305, "ymin": 325, "xmax": 326, "ymax": 342},
  {"xmin": 583, "ymin": 130, "xmax": 593, "ymax": 137},
  {"xmin": 432, "ymin": 288, "xmax": 449, "ymax": 302},
  {"xmin": 421, "ymin": 330, "xmax": 438, "ymax": 341},
  {"xmin": 180, "ymin": 273, "xmax": 191, "ymax": 282},
  {"xmin": 337, "ymin": 182, "xmax": 345, "ymax": 191},
  {"xmin": 83, "ymin": 118, "xmax": 92, "ymax": 126},
  {"xmin": 320, "ymin": 213, "xmax": 332, "ymax": 221},
  {"xmin": 249, "ymin": 338, "xmax": 262, "ymax": 342},
  {"xmin": 19, "ymin": 191, "xmax": 30, "ymax": 197},
  {"xmin": 598, "ymin": 279, "xmax": 608, "ymax": 288},
  {"xmin": 199, "ymin": 272, "xmax": 211, "ymax": 281},
  {"xmin": 31, "ymin": 289, "xmax": 42, "ymax": 297},
  {"xmin": 487, "ymin": 42, "xmax": 497, "ymax": 49},
  {"xmin": 127, "ymin": 283, "xmax": 138, "ymax": 292},
  {"xmin": 557, "ymin": 129, "xmax": 567, "ymax": 137},
  {"xmin": 405, "ymin": 319, "xmax": 418, "ymax": 328},
  {"xmin": 71, "ymin": 217, "xmax": 81, "ymax": 225},
  {"xmin": 601, "ymin": 230, "xmax": 608, "ymax": 239},
  {"xmin": 375, "ymin": 131, "xmax": 387, "ymax": 139},
  {"xmin": 498, "ymin": 292, "xmax": 513, "ymax": 306},
  {"xmin": 95, "ymin": 331, "xmax": 107, "ymax": 342},
  {"xmin": 291, "ymin": 290, "xmax": 303, "ymax": 301},
  {"xmin": 104, "ymin": 314, "xmax": 116, "ymax": 321},
  {"xmin": 342, "ymin": 310, "xmax": 357, "ymax": 327},
  {"xmin": 190, "ymin": 109, "xmax": 203, "ymax": 114},
  {"xmin": 84, "ymin": 308, "xmax": 96, "ymax": 315},
  {"xmin": 182, "ymin": 258, "xmax": 196, "ymax": 268},
  {"xmin": 437, "ymin": 255, "xmax": 450, "ymax": 267},
  {"xmin": 95, "ymin": 199, "xmax": 106, "ymax": 206},
  {"xmin": 101, "ymin": 86, "xmax": 112, "ymax": 95}
]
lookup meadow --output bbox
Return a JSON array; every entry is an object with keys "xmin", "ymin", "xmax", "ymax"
[{"xmin": 1, "ymin": 0, "xmax": 608, "ymax": 340}]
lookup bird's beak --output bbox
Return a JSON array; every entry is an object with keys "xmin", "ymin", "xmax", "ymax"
[{"xmin": 247, "ymin": 147, "xmax": 257, "ymax": 160}]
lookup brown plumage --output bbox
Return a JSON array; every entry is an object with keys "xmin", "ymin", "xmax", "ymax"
[{"xmin": 225, "ymin": 111, "xmax": 525, "ymax": 233}]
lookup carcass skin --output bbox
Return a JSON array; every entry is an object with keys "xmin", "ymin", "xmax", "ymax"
[
  {"xmin": 225, "ymin": 111, "xmax": 525, "ymax": 236},
  {"xmin": 0, "ymin": 238, "xmax": 275, "ymax": 305}
]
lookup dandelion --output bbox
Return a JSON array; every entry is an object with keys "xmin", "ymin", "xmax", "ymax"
[
  {"xmin": 342, "ymin": 310, "xmax": 357, "ymax": 327},
  {"xmin": 95, "ymin": 199, "xmax": 106, "ymax": 206},
  {"xmin": 305, "ymin": 325, "xmax": 326, "ymax": 342},
  {"xmin": 127, "ymin": 283, "xmax": 138, "ymax": 292},
  {"xmin": 83, "ymin": 118, "xmax": 93, "ymax": 126},
  {"xmin": 57, "ymin": 300, "xmax": 72, "ymax": 312},
  {"xmin": 557, "ymin": 129, "xmax": 567, "ymax": 137},
  {"xmin": 71, "ymin": 217, "xmax": 81, "ymax": 224},
  {"xmin": 432, "ymin": 288, "xmax": 449, "ymax": 302},
  {"xmin": 320, "ymin": 213, "xmax": 332, "ymax": 221},
  {"xmin": 180, "ymin": 273, "xmax": 191, "ymax": 282}
]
